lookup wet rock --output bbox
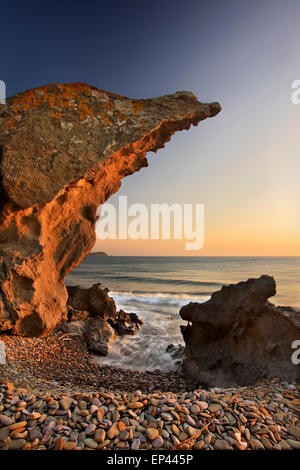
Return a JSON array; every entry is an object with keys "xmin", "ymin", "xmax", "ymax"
[{"xmin": 114, "ymin": 310, "xmax": 143, "ymax": 336}]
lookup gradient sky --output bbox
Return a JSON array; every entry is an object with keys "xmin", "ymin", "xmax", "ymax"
[{"xmin": 2, "ymin": 0, "xmax": 300, "ymax": 255}]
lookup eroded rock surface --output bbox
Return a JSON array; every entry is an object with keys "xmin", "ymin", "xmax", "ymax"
[
  {"xmin": 180, "ymin": 275, "xmax": 300, "ymax": 386},
  {"xmin": 0, "ymin": 83, "xmax": 221, "ymax": 336}
]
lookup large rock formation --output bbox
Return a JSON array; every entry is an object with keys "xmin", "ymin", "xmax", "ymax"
[
  {"xmin": 0, "ymin": 83, "xmax": 221, "ymax": 336},
  {"xmin": 180, "ymin": 275, "xmax": 300, "ymax": 386}
]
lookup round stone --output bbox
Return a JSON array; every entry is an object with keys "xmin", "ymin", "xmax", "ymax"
[
  {"xmin": 94, "ymin": 429, "xmax": 106, "ymax": 443},
  {"xmin": 191, "ymin": 404, "xmax": 200, "ymax": 415},
  {"xmin": 127, "ymin": 402, "xmax": 144, "ymax": 409},
  {"xmin": 84, "ymin": 438, "xmax": 97, "ymax": 449},
  {"xmin": 214, "ymin": 439, "xmax": 230, "ymax": 450},
  {"xmin": 131, "ymin": 438, "xmax": 140, "ymax": 450},
  {"xmin": 0, "ymin": 415, "xmax": 12, "ymax": 426},
  {"xmin": 60, "ymin": 397, "xmax": 73, "ymax": 410},
  {"xmin": 198, "ymin": 401, "xmax": 208, "ymax": 410},
  {"xmin": 107, "ymin": 422, "xmax": 120, "ymax": 439},
  {"xmin": 152, "ymin": 435, "xmax": 164, "ymax": 448},
  {"xmin": 8, "ymin": 439, "xmax": 26, "ymax": 450},
  {"xmin": 209, "ymin": 403, "xmax": 222, "ymax": 413},
  {"xmin": 146, "ymin": 428, "xmax": 159, "ymax": 441}
]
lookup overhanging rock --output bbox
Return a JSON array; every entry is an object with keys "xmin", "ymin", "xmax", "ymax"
[{"xmin": 0, "ymin": 83, "xmax": 221, "ymax": 336}]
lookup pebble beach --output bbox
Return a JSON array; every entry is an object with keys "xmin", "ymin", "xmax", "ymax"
[{"xmin": 0, "ymin": 332, "xmax": 299, "ymax": 451}]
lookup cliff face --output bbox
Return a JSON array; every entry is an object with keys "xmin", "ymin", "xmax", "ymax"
[{"xmin": 0, "ymin": 83, "xmax": 221, "ymax": 336}]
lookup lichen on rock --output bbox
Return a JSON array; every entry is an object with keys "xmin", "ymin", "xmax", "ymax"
[{"xmin": 0, "ymin": 82, "xmax": 221, "ymax": 336}]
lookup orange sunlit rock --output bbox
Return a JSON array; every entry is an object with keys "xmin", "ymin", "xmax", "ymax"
[{"xmin": 0, "ymin": 83, "xmax": 221, "ymax": 336}]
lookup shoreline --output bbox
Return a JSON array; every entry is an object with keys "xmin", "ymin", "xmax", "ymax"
[
  {"xmin": 0, "ymin": 331, "xmax": 199, "ymax": 395},
  {"xmin": 0, "ymin": 331, "xmax": 299, "ymax": 451}
]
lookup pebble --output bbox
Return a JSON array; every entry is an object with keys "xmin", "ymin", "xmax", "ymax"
[
  {"xmin": 191, "ymin": 404, "xmax": 200, "ymax": 414},
  {"xmin": 0, "ymin": 415, "xmax": 12, "ymax": 426},
  {"xmin": 288, "ymin": 425, "xmax": 300, "ymax": 439},
  {"xmin": 0, "ymin": 379, "xmax": 298, "ymax": 452},
  {"xmin": 119, "ymin": 430, "xmax": 129, "ymax": 441},
  {"xmin": 60, "ymin": 397, "xmax": 73, "ymax": 410},
  {"xmin": 209, "ymin": 403, "xmax": 222, "ymax": 412},
  {"xmin": 63, "ymin": 441, "xmax": 76, "ymax": 450},
  {"xmin": 198, "ymin": 401, "xmax": 209, "ymax": 410},
  {"xmin": 107, "ymin": 422, "xmax": 120, "ymax": 439},
  {"xmin": 193, "ymin": 440, "xmax": 205, "ymax": 449},
  {"xmin": 287, "ymin": 439, "xmax": 300, "ymax": 450},
  {"xmin": 146, "ymin": 428, "xmax": 159, "ymax": 440},
  {"xmin": 152, "ymin": 435, "xmax": 164, "ymax": 448},
  {"xmin": 85, "ymin": 424, "xmax": 96, "ymax": 435},
  {"xmin": 94, "ymin": 429, "xmax": 106, "ymax": 443},
  {"xmin": 84, "ymin": 438, "xmax": 97, "ymax": 449},
  {"xmin": 131, "ymin": 438, "xmax": 140, "ymax": 450},
  {"xmin": 8, "ymin": 439, "xmax": 26, "ymax": 450},
  {"xmin": 127, "ymin": 402, "xmax": 144, "ymax": 409},
  {"xmin": 214, "ymin": 439, "xmax": 230, "ymax": 450}
]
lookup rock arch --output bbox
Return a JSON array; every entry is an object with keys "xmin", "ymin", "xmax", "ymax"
[{"xmin": 0, "ymin": 83, "xmax": 221, "ymax": 336}]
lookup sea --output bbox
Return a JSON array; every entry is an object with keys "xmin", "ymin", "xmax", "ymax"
[{"xmin": 65, "ymin": 256, "xmax": 300, "ymax": 372}]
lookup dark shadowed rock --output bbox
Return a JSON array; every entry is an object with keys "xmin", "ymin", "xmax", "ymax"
[
  {"xmin": 0, "ymin": 82, "xmax": 221, "ymax": 336},
  {"xmin": 59, "ymin": 320, "xmax": 88, "ymax": 336},
  {"xmin": 115, "ymin": 309, "xmax": 143, "ymax": 335},
  {"xmin": 60, "ymin": 283, "xmax": 143, "ymax": 354},
  {"xmin": 180, "ymin": 275, "xmax": 300, "ymax": 386},
  {"xmin": 84, "ymin": 318, "xmax": 116, "ymax": 355}
]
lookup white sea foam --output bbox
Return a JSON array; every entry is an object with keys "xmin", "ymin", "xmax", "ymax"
[
  {"xmin": 110, "ymin": 291, "xmax": 207, "ymax": 309},
  {"xmin": 67, "ymin": 256, "xmax": 300, "ymax": 371},
  {"xmin": 94, "ymin": 291, "xmax": 201, "ymax": 371}
]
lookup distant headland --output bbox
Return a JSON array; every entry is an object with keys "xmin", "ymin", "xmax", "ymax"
[{"xmin": 89, "ymin": 251, "xmax": 108, "ymax": 257}]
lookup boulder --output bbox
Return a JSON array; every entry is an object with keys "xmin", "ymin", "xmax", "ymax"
[
  {"xmin": 67, "ymin": 283, "xmax": 117, "ymax": 321},
  {"xmin": 59, "ymin": 284, "xmax": 143, "ymax": 354},
  {"xmin": 114, "ymin": 309, "xmax": 143, "ymax": 335},
  {"xmin": 67, "ymin": 306, "xmax": 89, "ymax": 322},
  {"xmin": 180, "ymin": 275, "xmax": 300, "ymax": 386},
  {"xmin": 84, "ymin": 318, "xmax": 116, "ymax": 356},
  {"xmin": 59, "ymin": 320, "xmax": 88, "ymax": 336},
  {"xmin": 0, "ymin": 82, "xmax": 221, "ymax": 336}
]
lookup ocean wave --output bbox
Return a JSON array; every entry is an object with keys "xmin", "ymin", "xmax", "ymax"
[
  {"xmin": 106, "ymin": 274, "xmax": 221, "ymax": 286},
  {"xmin": 110, "ymin": 290, "xmax": 209, "ymax": 308},
  {"xmin": 70, "ymin": 272, "xmax": 222, "ymax": 287}
]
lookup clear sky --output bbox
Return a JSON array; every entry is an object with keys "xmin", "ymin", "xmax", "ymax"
[{"xmin": 2, "ymin": 0, "xmax": 300, "ymax": 255}]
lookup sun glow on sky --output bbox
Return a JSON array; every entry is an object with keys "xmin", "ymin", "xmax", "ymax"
[{"xmin": 2, "ymin": 0, "xmax": 299, "ymax": 256}]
